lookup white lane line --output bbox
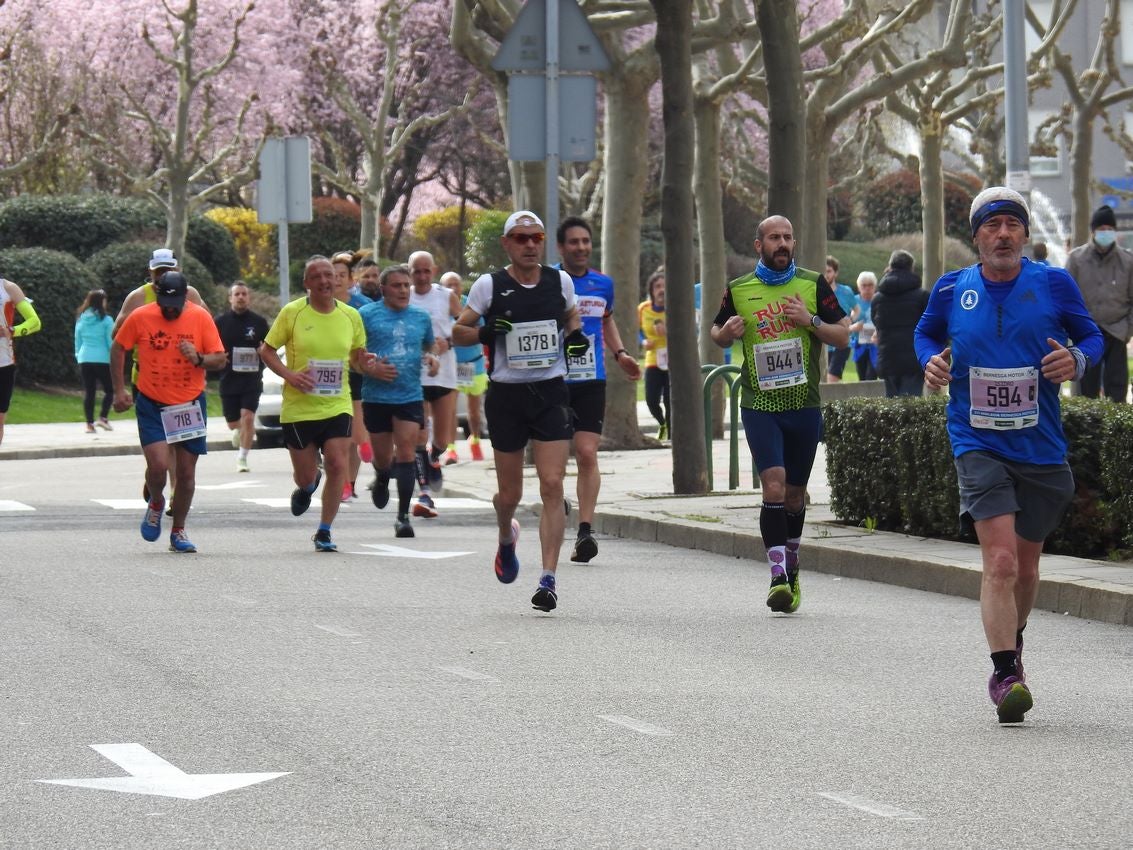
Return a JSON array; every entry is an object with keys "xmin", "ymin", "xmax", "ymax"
[
  {"xmin": 242, "ymin": 498, "xmax": 322, "ymax": 508},
  {"xmin": 598, "ymin": 715, "xmax": 675, "ymax": 736},
  {"xmin": 143, "ymin": 569, "xmax": 175, "ymax": 578},
  {"xmin": 352, "ymin": 544, "xmax": 474, "ymax": 560},
  {"xmin": 313, "ymin": 624, "xmax": 362, "ymax": 638},
  {"xmin": 221, "ymin": 595, "xmax": 258, "ymax": 606},
  {"xmin": 437, "ymin": 666, "xmax": 498, "ymax": 682},
  {"xmin": 94, "ymin": 500, "xmax": 146, "ymax": 510},
  {"xmin": 817, "ymin": 792, "xmax": 924, "ymax": 821},
  {"xmin": 196, "ymin": 482, "xmax": 268, "ymax": 491},
  {"xmin": 0, "ymin": 500, "xmax": 33, "ymax": 511}
]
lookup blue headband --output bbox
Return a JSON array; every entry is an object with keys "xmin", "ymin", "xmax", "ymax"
[{"xmin": 971, "ymin": 199, "xmax": 1030, "ymax": 237}]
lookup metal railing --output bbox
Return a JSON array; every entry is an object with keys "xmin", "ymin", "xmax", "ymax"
[{"xmin": 701, "ymin": 363, "xmax": 756, "ymax": 491}]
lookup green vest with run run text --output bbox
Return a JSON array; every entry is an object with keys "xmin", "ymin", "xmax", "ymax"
[{"xmin": 728, "ymin": 268, "xmax": 824, "ymax": 412}]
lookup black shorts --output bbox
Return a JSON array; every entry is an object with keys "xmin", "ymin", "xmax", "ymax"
[
  {"xmin": 567, "ymin": 380, "xmax": 606, "ymax": 435},
  {"xmin": 423, "ymin": 385, "xmax": 454, "ymax": 403},
  {"xmin": 283, "ymin": 412, "xmax": 353, "ymax": 450},
  {"xmin": 0, "ymin": 364, "xmax": 14, "ymax": 413},
  {"xmin": 220, "ymin": 390, "xmax": 262, "ymax": 423},
  {"xmin": 349, "ymin": 370, "xmax": 363, "ymax": 400},
  {"xmin": 827, "ymin": 346, "xmax": 851, "ymax": 378},
  {"xmin": 485, "ymin": 377, "xmax": 573, "ymax": 452},
  {"xmin": 362, "ymin": 400, "xmax": 425, "ymax": 434}
]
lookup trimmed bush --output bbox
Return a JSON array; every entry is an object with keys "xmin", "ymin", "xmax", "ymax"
[
  {"xmin": 186, "ymin": 215, "xmax": 240, "ymax": 285},
  {"xmin": 86, "ymin": 241, "xmax": 222, "ymax": 315},
  {"xmin": 862, "ymin": 169, "xmax": 979, "ymax": 241},
  {"xmin": 282, "ymin": 196, "xmax": 363, "ymax": 261},
  {"xmin": 0, "ymin": 247, "xmax": 99, "ymax": 386},
  {"xmin": 0, "ymin": 195, "xmax": 162, "ymax": 260},
  {"xmin": 415, "ymin": 204, "xmax": 486, "ymax": 273},
  {"xmin": 463, "ymin": 209, "xmax": 510, "ymax": 276},
  {"xmin": 825, "ymin": 395, "xmax": 1133, "ymax": 559},
  {"xmin": 206, "ymin": 207, "xmax": 274, "ymax": 281}
]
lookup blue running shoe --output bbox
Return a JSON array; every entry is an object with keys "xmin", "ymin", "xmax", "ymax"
[
  {"xmin": 313, "ymin": 528, "xmax": 337, "ymax": 552},
  {"xmin": 290, "ymin": 470, "xmax": 322, "ymax": 517},
  {"xmin": 531, "ymin": 573, "xmax": 557, "ymax": 612},
  {"xmin": 168, "ymin": 530, "xmax": 196, "ymax": 553},
  {"xmin": 141, "ymin": 499, "xmax": 164, "ymax": 542},
  {"xmin": 494, "ymin": 519, "xmax": 520, "ymax": 583}
]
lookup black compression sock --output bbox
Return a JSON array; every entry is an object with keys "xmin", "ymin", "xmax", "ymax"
[{"xmin": 991, "ymin": 650, "xmax": 1019, "ymax": 682}]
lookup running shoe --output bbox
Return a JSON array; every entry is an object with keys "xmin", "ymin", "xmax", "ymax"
[
  {"xmin": 236, "ymin": 457, "xmax": 249, "ymax": 473},
  {"xmin": 766, "ymin": 575, "xmax": 794, "ymax": 612},
  {"xmin": 988, "ymin": 673, "xmax": 1033, "ymax": 724},
  {"xmin": 313, "ymin": 528, "xmax": 338, "ymax": 552},
  {"xmin": 531, "ymin": 573, "xmax": 558, "ymax": 612},
  {"xmin": 412, "ymin": 493, "xmax": 438, "ymax": 519},
  {"xmin": 359, "ymin": 441, "xmax": 373, "ymax": 464},
  {"xmin": 168, "ymin": 530, "xmax": 197, "ymax": 553},
  {"xmin": 85, "ymin": 424, "xmax": 96, "ymax": 434},
  {"xmin": 494, "ymin": 519, "xmax": 521, "ymax": 584},
  {"xmin": 427, "ymin": 460, "xmax": 443, "ymax": 490},
  {"xmin": 290, "ymin": 471, "xmax": 322, "ymax": 517},
  {"xmin": 444, "ymin": 448, "xmax": 459, "ymax": 465},
  {"xmin": 469, "ymin": 440, "xmax": 484, "ymax": 461},
  {"xmin": 570, "ymin": 531, "xmax": 598, "ymax": 563},
  {"xmin": 97, "ymin": 417, "xmax": 113, "ymax": 431},
  {"xmin": 658, "ymin": 422, "xmax": 668, "ymax": 440},
  {"xmin": 140, "ymin": 499, "xmax": 165, "ymax": 542},
  {"xmin": 786, "ymin": 567, "xmax": 802, "ymax": 613},
  {"xmin": 372, "ymin": 475, "xmax": 390, "ymax": 510},
  {"xmin": 394, "ymin": 517, "xmax": 414, "ymax": 538},
  {"xmin": 230, "ymin": 430, "xmax": 241, "ymax": 449},
  {"xmin": 341, "ymin": 483, "xmax": 354, "ymax": 503}
]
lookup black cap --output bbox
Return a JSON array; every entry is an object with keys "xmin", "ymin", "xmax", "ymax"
[
  {"xmin": 155, "ymin": 271, "xmax": 188, "ymax": 308},
  {"xmin": 1090, "ymin": 205, "xmax": 1117, "ymax": 231}
]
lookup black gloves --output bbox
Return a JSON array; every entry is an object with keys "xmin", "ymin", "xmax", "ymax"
[
  {"xmin": 478, "ymin": 316, "xmax": 513, "ymax": 345},
  {"xmin": 564, "ymin": 328, "xmax": 590, "ymax": 359}
]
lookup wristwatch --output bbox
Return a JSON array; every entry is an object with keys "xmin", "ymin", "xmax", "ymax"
[
  {"xmin": 810, "ymin": 314, "xmax": 823, "ymax": 329},
  {"xmin": 615, "ymin": 348, "xmax": 628, "ymax": 358}
]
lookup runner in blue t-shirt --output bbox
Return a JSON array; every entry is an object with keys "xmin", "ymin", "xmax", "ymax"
[
  {"xmin": 915, "ymin": 186, "xmax": 1103, "ymax": 725},
  {"xmin": 557, "ymin": 216, "xmax": 641, "ymax": 563},
  {"xmin": 357, "ymin": 265, "xmax": 438, "ymax": 539}
]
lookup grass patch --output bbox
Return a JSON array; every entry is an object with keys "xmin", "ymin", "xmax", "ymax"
[{"xmin": 8, "ymin": 384, "xmax": 223, "ymax": 425}]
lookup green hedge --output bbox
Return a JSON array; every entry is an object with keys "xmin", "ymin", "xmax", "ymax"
[
  {"xmin": 86, "ymin": 241, "xmax": 222, "ymax": 315},
  {"xmin": 0, "ymin": 247, "xmax": 99, "ymax": 386},
  {"xmin": 824, "ymin": 396, "xmax": 1133, "ymax": 559},
  {"xmin": 0, "ymin": 194, "xmax": 239, "ymax": 284}
]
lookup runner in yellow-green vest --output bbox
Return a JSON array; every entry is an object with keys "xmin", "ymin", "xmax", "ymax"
[{"xmin": 711, "ymin": 215, "xmax": 849, "ymax": 614}]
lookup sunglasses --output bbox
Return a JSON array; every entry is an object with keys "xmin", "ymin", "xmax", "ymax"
[{"xmin": 509, "ymin": 232, "xmax": 545, "ymax": 245}]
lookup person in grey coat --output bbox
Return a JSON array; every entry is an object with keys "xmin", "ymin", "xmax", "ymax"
[{"xmin": 871, "ymin": 250, "xmax": 929, "ymax": 397}]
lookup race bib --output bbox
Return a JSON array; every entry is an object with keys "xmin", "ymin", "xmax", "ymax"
[
  {"xmin": 566, "ymin": 333, "xmax": 597, "ymax": 381},
  {"xmin": 308, "ymin": 358, "xmax": 344, "ymax": 396},
  {"xmin": 969, "ymin": 366, "xmax": 1039, "ymax": 429},
  {"xmin": 160, "ymin": 399, "xmax": 206, "ymax": 444},
  {"xmin": 655, "ymin": 346, "xmax": 669, "ymax": 371},
  {"xmin": 505, "ymin": 319, "xmax": 558, "ymax": 369},
  {"xmin": 753, "ymin": 337, "xmax": 805, "ymax": 390},
  {"xmin": 858, "ymin": 322, "xmax": 876, "ymax": 345},
  {"xmin": 232, "ymin": 346, "xmax": 259, "ymax": 373},
  {"xmin": 456, "ymin": 360, "xmax": 475, "ymax": 388}
]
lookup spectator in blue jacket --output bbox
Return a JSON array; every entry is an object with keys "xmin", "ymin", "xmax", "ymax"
[{"xmin": 74, "ymin": 288, "xmax": 115, "ymax": 433}]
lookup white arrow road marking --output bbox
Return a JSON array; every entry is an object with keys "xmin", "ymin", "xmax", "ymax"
[
  {"xmin": 598, "ymin": 715, "xmax": 675, "ymax": 736},
  {"xmin": 351, "ymin": 544, "xmax": 473, "ymax": 560},
  {"xmin": 817, "ymin": 792, "xmax": 923, "ymax": 821},
  {"xmin": 36, "ymin": 743, "xmax": 289, "ymax": 800},
  {"xmin": 195, "ymin": 481, "xmax": 268, "ymax": 491},
  {"xmin": 242, "ymin": 498, "xmax": 322, "ymax": 508},
  {"xmin": 437, "ymin": 666, "xmax": 498, "ymax": 682},
  {"xmin": 0, "ymin": 500, "xmax": 33, "ymax": 511}
]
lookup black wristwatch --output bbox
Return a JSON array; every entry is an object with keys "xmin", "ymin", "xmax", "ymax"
[
  {"xmin": 615, "ymin": 348, "xmax": 628, "ymax": 358},
  {"xmin": 195, "ymin": 352, "xmax": 204, "ymax": 366}
]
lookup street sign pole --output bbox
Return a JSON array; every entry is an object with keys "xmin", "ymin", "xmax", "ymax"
[
  {"xmin": 545, "ymin": 0, "xmax": 560, "ymax": 263},
  {"xmin": 256, "ymin": 136, "xmax": 313, "ymax": 306}
]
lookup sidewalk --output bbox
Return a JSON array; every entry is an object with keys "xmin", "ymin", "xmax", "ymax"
[{"xmin": 3, "ymin": 413, "xmax": 1131, "ymax": 628}]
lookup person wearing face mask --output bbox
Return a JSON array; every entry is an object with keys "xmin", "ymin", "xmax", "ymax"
[{"xmin": 1065, "ymin": 204, "xmax": 1133, "ymax": 402}]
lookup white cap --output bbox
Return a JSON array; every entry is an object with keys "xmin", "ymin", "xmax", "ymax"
[
  {"xmin": 149, "ymin": 248, "xmax": 178, "ymax": 270},
  {"xmin": 503, "ymin": 210, "xmax": 544, "ymax": 235}
]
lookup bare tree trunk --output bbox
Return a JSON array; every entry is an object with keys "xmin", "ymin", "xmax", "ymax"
[
  {"xmin": 651, "ymin": 0, "xmax": 706, "ymax": 494},
  {"xmin": 1069, "ymin": 107, "xmax": 1095, "ymax": 246},
  {"xmin": 694, "ymin": 97, "xmax": 726, "ymax": 439},
  {"xmin": 756, "ymin": 0, "xmax": 805, "ymax": 229},
  {"xmin": 919, "ymin": 111, "xmax": 946, "ymax": 286},
  {"xmin": 600, "ymin": 73, "xmax": 654, "ymax": 449}
]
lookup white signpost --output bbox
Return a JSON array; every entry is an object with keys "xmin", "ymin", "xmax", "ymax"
[
  {"xmin": 492, "ymin": 0, "xmax": 608, "ymax": 264},
  {"xmin": 256, "ymin": 136, "xmax": 313, "ymax": 305},
  {"xmin": 37, "ymin": 743, "xmax": 289, "ymax": 800}
]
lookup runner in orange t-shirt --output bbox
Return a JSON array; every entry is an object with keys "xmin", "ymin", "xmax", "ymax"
[{"xmin": 111, "ymin": 272, "xmax": 226, "ymax": 553}]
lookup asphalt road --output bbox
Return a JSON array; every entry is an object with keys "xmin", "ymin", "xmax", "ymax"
[{"xmin": 1, "ymin": 451, "xmax": 1130, "ymax": 848}]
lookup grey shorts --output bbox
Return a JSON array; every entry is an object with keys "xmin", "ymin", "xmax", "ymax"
[{"xmin": 954, "ymin": 450, "xmax": 1074, "ymax": 543}]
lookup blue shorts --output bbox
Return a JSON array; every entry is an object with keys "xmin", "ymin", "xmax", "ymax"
[
  {"xmin": 135, "ymin": 391, "xmax": 209, "ymax": 455},
  {"xmin": 740, "ymin": 406, "xmax": 822, "ymax": 485}
]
